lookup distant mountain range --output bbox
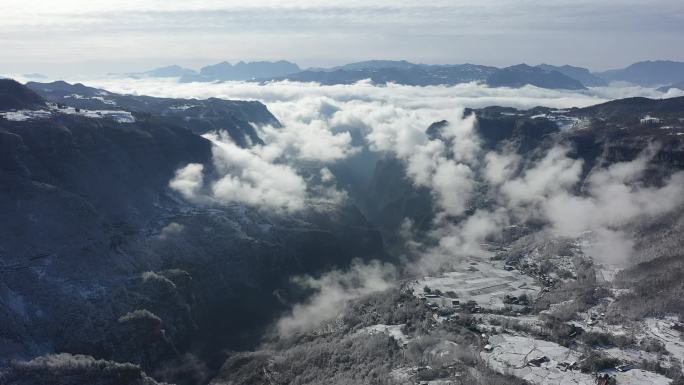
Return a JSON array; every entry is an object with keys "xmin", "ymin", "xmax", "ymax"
[
  {"xmin": 271, "ymin": 63, "xmax": 500, "ymax": 87},
  {"xmin": 536, "ymin": 64, "xmax": 607, "ymax": 87},
  {"xmin": 139, "ymin": 65, "xmax": 197, "ymax": 78},
  {"xmin": 132, "ymin": 59, "xmax": 684, "ymax": 90},
  {"xmin": 485, "ymin": 64, "xmax": 586, "ymax": 90},
  {"xmin": 128, "ymin": 61, "xmax": 301, "ymax": 81},
  {"xmin": 596, "ymin": 60, "xmax": 684, "ymax": 87}
]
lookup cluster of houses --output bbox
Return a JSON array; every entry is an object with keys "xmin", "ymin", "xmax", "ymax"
[
  {"xmin": 421, "ymin": 291, "xmax": 482, "ymax": 315},
  {"xmin": 507, "ymin": 260, "xmax": 557, "ymax": 291},
  {"xmin": 639, "ymin": 115, "xmax": 662, "ymax": 125}
]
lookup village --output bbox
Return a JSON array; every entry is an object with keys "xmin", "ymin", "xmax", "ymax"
[{"xmin": 356, "ymin": 243, "xmax": 682, "ymax": 385}]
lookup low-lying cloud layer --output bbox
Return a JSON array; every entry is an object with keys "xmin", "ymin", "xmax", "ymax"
[
  {"xmin": 68, "ymin": 77, "xmax": 684, "ymax": 110},
  {"xmin": 542, "ymin": 148, "xmax": 684, "ymax": 263},
  {"xmin": 83, "ymin": 76, "xmax": 684, "ymax": 333},
  {"xmin": 86, "ymin": 77, "xmax": 680, "ymax": 216}
]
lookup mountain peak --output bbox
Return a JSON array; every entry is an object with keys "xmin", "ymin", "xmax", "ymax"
[
  {"xmin": 337, "ymin": 60, "xmax": 417, "ymax": 71},
  {"xmin": 536, "ymin": 64, "xmax": 607, "ymax": 87},
  {"xmin": 486, "ymin": 64, "xmax": 586, "ymax": 90},
  {"xmin": 0, "ymin": 78, "xmax": 45, "ymax": 110},
  {"xmin": 199, "ymin": 60, "xmax": 300, "ymax": 80},
  {"xmin": 597, "ymin": 60, "xmax": 684, "ymax": 86}
]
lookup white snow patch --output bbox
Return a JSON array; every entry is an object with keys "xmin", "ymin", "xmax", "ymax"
[
  {"xmin": 64, "ymin": 94, "xmax": 117, "ymax": 105},
  {"xmin": 481, "ymin": 334, "xmax": 591, "ymax": 385},
  {"xmin": 612, "ymin": 369, "xmax": 672, "ymax": 385},
  {"xmin": 56, "ymin": 105, "xmax": 135, "ymax": 123},
  {"xmin": 600, "ymin": 347, "xmax": 661, "ymax": 365},
  {"xmin": 356, "ymin": 324, "xmax": 410, "ymax": 346},
  {"xmin": 642, "ymin": 318, "xmax": 684, "ymax": 370},
  {"xmin": 169, "ymin": 104, "xmax": 195, "ymax": 111},
  {"xmin": 0, "ymin": 110, "xmax": 51, "ymax": 121}
]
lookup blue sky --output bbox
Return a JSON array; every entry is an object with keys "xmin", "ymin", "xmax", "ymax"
[{"xmin": 1, "ymin": 0, "xmax": 683, "ymax": 76}]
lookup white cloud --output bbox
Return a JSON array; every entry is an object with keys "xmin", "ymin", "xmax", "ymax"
[
  {"xmin": 169, "ymin": 163, "xmax": 205, "ymax": 200},
  {"xmin": 488, "ymin": 144, "xmax": 684, "ymax": 264},
  {"xmin": 253, "ymin": 97, "xmax": 357, "ymax": 163},
  {"xmin": 89, "ymin": 76, "xmax": 684, "ymax": 266},
  {"xmin": 499, "ymin": 146, "xmax": 583, "ymax": 209},
  {"xmin": 78, "ymin": 77, "xmax": 622, "ymax": 110},
  {"xmin": 276, "ymin": 260, "xmax": 396, "ymax": 336},
  {"xmin": 138, "ymin": 76, "xmax": 684, "ymax": 338},
  {"xmin": 207, "ymin": 132, "xmax": 309, "ymax": 212},
  {"xmin": 484, "ymin": 151, "xmax": 520, "ymax": 186},
  {"xmin": 431, "ymin": 161, "xmax": 475, "ymax": 217},
  {"xmin": 3, "ymin": 0, "xmax": 684, "ymax": 75},
  {"xmin": 169, "ymin": 132, "xmax": 309, "ymax": 212},
  {"xmin": 415, "ymin": 208, "xmax": 509, "ymax": 273},
  {"xmin": 541, "ymin": 150, "xmax": 684, "ymax": 264},
  {"xmin": 157, "ymin": 222, "xmax": 185, "ymax": 240},
  {"xmin": 320, "ymin": 167, "xmax": 335, "ymax": 183},
  {"xmin": 136, "ymin": 78, "xmax": 516, "ymax": 217}
]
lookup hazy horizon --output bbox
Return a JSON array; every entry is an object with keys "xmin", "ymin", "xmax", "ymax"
[{"xmin": 2, "ymin": 0, "xmax": 684, "ymax": 77}]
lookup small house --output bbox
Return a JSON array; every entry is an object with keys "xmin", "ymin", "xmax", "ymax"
[
  {"xmin": 640, "ymin": 115, "xmax": 662, "ymax": 125},
  {"xmin": 528, "ymin": 356, "xmax": 549, "ymax": 367}
]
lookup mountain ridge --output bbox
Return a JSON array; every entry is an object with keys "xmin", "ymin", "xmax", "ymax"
[
  {"xmin": 127, "ymin": 59, "xmax": 684, "ymax": 90},
  {"xmin": 596, "ymin": 60, "xmax": 684, "ymax": 86}
]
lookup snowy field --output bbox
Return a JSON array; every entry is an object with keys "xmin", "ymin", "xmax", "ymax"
[
  {"xmin": 411, "ymin": 259, "xmax": 541, "ymax": 310},
  {"xmin": 481, "ymin": 334, "xmax": 673, "ymax": 385},
  {"xmin": 0, "ymin": 105, "xmax": 135, "ymax": 123}
]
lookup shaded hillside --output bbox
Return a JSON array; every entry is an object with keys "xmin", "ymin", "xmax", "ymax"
[
  {"xmin": 572, "ymin": 96, "xmax": 684, "ymax": 118},
  {"xmin": 597, "ymin": 60, "xmax": 684, "ymax": 86},
  {"xmin": 536, "ymin": 64, "xmax": 607, "ymax": 87},
  {"xmin": 0, "ymin": 79, "xmax": 45, "ymax": 110},
  {"xmin": 0, "ymin": 81, "xmax": 388, "ymax": 385}
]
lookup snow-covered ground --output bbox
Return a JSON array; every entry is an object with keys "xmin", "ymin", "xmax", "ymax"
[
  {"xmin": 612, "ymin": 369, "xmax": 672, "ymax": 385},
  {"xmin": 408, "ymin": 255, "xmax": 679, "ymax": 384},
  {"xmin": 411, "ymin": 259, "xmax": 540, "ymax": 310},
  {"xmin": 356, "ymin": 324, "xmax": 410, "ymax": 346},
  {"xmin": 168, "ymin": 104, "xmax": 196, "ymax": 111},
  {"xmin": 0, "ymin": 110, "xmax": 52, "ymax": 121},
  {"xmin": 600, "ymin": 347, "xmax": 661, "ymax": 365},
  {"xmin": 642, "ymin": 318, "xmax": 684, "ymax": 370},
  {"xmin": 481, "ymin": 334, "xmax": 673, "ymax": 385},
  {"xmin": 64, "ymin": 93, "xmax": 117, "ymax": 105},
  {"xmin": 481, "ymin": 334, "xmax": 590, "ymax": 384},
  {"xmin": 476, "ymin": 313, "xmax": 545, "ymax": 335},
  {"xmin": 595, "ymin": 264, "xmax": 621, "ymax": 283},
  {"xmin": 56, "ymin": 105, "xmax": 135, "ymax": 123},
  {"xmin": 0, "ymin": 105, "xmax": 135, "ymax": 123}
]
